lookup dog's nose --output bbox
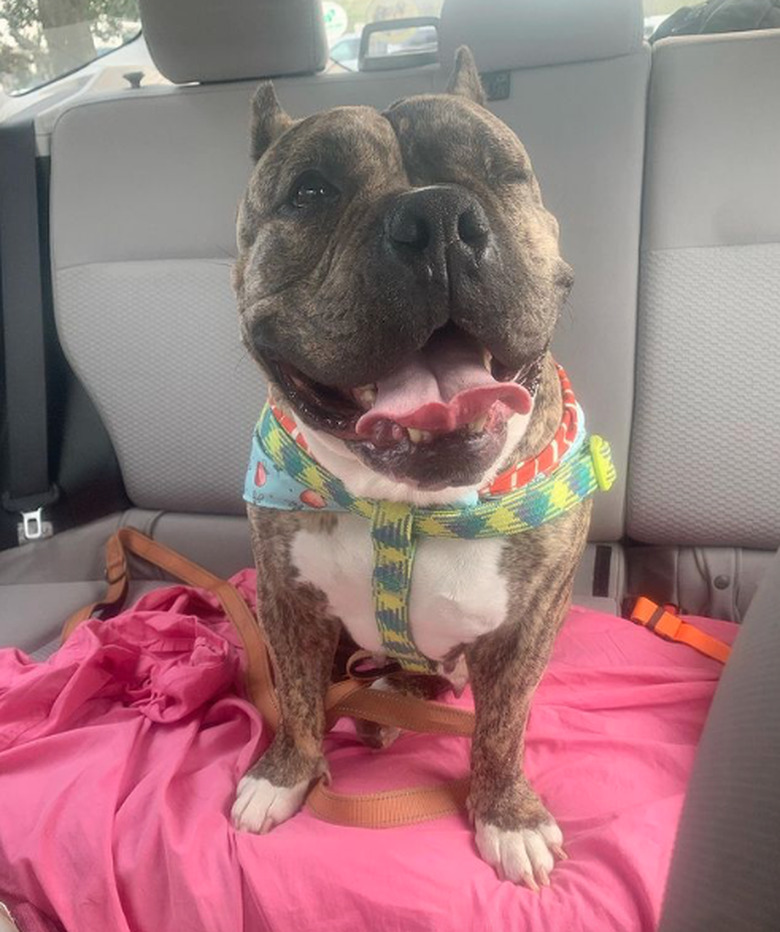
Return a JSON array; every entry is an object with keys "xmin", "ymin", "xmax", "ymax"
[{"xmin": 385, "ymin": 185, "xmax": 490, "ymax": 270}]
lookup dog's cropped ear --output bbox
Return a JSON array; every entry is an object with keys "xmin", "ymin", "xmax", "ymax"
[
  {"xmin": 446, "ymin": 46, "xmax": 486, "ymax": 107},
  {"xmin": 251, "ymin": 82, "xmax": 294, "ymax": 162}
]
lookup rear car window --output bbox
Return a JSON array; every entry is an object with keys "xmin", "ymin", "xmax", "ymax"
[
  {"xmin": 324, "ymin": 1, "xmax": 681, "ymax": 70},
  {"xmin": 0, "ymin": 0, "xmax": 141, "ymax": 96},
  {"xmin": 643, "ymin": 0, "xmax": 676, "ymax": 37},
  {"xmin": 324, "ymin": 0, "xmax": 444, "ymax": 72}
]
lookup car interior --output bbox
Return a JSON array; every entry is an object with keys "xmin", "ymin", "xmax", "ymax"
[{"xmin": 0, "ymin": 0, "xmax": 778, "ymax": 929}]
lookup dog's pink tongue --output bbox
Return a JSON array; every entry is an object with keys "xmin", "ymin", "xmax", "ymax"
[{"xmin": 355, "ymin": 330, "xmax": 532, "ymax": 436}]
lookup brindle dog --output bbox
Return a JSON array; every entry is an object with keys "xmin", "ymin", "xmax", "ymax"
[{"xmin": 231, "ymin": 47, "xmax": 590, "ymax": 889}]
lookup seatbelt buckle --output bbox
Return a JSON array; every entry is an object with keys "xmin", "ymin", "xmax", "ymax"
[
  {"xmin": 630, "ymin": 596, "xmax": 683, "ymax": 642},
  {"xmin": 2, "ymin": 485, "xmax": 59, "ymax": 545},
  {"xmin": 19, "ymin": 507, "xmax": 52, "ymax": 543}
]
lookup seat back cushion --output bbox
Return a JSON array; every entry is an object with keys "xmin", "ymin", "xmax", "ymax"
[{"xmin": 629, "ymin": 30, "xmax": 780, "ymax": 550}]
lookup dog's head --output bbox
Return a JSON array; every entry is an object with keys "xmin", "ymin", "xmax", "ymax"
[{"xmin": 235, "ymin": 48, "xmax": 572, "ymax": 492}]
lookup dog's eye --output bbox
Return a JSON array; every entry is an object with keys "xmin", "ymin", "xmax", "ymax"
[
  {"xmin": 290, "ymin": 171, "xmax": 339, "ymax": 209},
  {"xmin": 500, "ymin": 167, "xmax": 529, "ymax": 185}
]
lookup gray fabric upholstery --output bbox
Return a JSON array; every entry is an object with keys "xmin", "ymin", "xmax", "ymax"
[
  {"xmin": 0, "ymin": 514, "xmax": 130, "ymax": 585},
  {"xmin": 139, "ymin": 0, "xmax": 328, "ymax": 84},
  {"xmin": 489, "ymin": 48, "xmax": 649, "ymax": 539},
  {"xmin": 627, "ymin": 545, "xmax": 776, "ymax": 623},
  {"xmin": 658, "ymin": 547, "xmax": 780, "ymax": 932},
  {"xmin": 0, "ymin": 509, "xmax": 256, "ymax": 653},
  {"xmin": 629, "ymin": 31, "xmax": 780, "ymax": 550},
  {"xmin": 56, "ymin": 260, "xmax": 256, "ymax": 514},
  {"xmin": 0, "ymin": 511, "xmax": 253, "ymax": 586},
  {"xmin": 0, "ymin": 583, "xmax": 104, "ymax": 653},
  {"xmin": 642, "ymin": 32, "xmax": 780, "ymax": 252},
  {"xmin": 50, "ymin": 86, "xmax": 257, "ymax": 267},
  {"xmin": 631, "ymin": 245, "xmax": 780, "ymax": 547},
  {"xmin": 440, "ymin": 0, "xmax": 644, "ymax": 70},
  {"xmin": 49, "ymin": 75, "xmax": 439, "ymax": 269}
]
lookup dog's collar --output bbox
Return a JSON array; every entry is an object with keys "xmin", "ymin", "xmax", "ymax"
[
  {"xmin": 267, "ymin": 365, "xmax": 584, "ymax": 500},
  {"xmin": 244, "ymin": 364, "xmax": 616, "ymax": 673}
]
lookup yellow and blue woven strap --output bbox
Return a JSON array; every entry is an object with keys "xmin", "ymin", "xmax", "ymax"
[
  {"xmin": 256, "ymin": 404, "xmax": 374, "ymax": 519},
  {"xmin": 412, "ymin": 435, "xmax": 616, "ymax": 538},
  {"xmin": 257, "ymin": 403, "xmax": 615, "ymax": 536},
  {"xmin": 370, "ymin": 501, "xmax": 434, "ymax": 673},
  {"xmin": 255, "ymin": 403, "xmax": 616, "ymax": 671}
]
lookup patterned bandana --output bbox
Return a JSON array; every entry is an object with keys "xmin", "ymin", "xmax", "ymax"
[{"xmin": 244, "ymin": 365, "xmax": 616, "ymax": 673}]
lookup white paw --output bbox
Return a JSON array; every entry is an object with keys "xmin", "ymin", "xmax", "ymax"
[
  {"xmin": 231, "ymin": 774, "xmax": 310, "ymax": 833},
  {"xmin": 475, "ymin": 818, "xmax": 565, "ymax": 889}
]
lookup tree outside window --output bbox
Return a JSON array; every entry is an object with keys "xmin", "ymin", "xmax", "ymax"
[{"xmin": 1, "ymin": 0, "xmax": 140, "ymax": 96}]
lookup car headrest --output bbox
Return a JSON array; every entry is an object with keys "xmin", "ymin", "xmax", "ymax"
[
  {"xmin": 139, "ymin": 0, "xmax": 329, "ymax": 84},
  {"xmin": 439, "ymin": 0, "xmax": 644, "ymax": 71}
]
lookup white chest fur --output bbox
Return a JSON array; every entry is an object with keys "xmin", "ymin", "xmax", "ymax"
[{"xmin": 290, "ymin": 514, "xmax": 509, "ymax": 661}]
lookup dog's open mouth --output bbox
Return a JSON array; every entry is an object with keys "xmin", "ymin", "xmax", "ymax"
[
  {"xmin": 268, "ymin": 325, "xmax": 542, "ymax": 486},
  {"xmin": 353, "ymin": 325, "xmax": 535, "ymax": 440}
]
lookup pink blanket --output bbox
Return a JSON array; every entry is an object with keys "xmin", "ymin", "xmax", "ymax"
[{"xmin": 0, "ymin": 574, "xmax": 736, "ymax": 932}]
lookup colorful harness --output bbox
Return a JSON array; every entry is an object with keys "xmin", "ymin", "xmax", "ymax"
[{"xmin": 244, "ymin": 366, "xmax": 616, "ymax": 673}]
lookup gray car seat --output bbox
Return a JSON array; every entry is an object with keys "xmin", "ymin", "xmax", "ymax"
[
  {"xmin": 639, "ymin": 29, "xmax": 780, "ymax": 930},
  {"xmin": 627, "ymin": 28, "xmax": 780, "ymax": 620}
]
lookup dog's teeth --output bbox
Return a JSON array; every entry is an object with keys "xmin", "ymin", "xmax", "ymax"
[
  {"xmin": 408, "ymin": 428, "xmax": 423, "ymax": 443},
  {"xmin": 469, "ymin": 415, "xmax": 488, "ymax": 434},
  {"xmin": 354, "ymin": 384, "xmax": 377, "ymax": 408},
  {"xmin": 482, "ymin": 348, "xmax": 492, "ymax": 373}
]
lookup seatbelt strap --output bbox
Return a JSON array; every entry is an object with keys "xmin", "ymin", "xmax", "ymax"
[
  {"xmin": 0, "ymin": 119, "xmax": 58, "ymax": 542},
  {"xmin": 630, "ymin": 596, "xmax": 732, "ymax": 664}
]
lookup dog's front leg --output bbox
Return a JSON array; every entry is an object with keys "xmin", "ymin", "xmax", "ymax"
[
  {"xmin": 466, "ymin": 614, "xmax": 567, "ymax": 889},
  {"xmin": 232, "ymin": 509, "xmax": 340, "ymax": 833},
  {"xmin": 466, "ymin": 506, "xmax": 590, "ymax": 886}
]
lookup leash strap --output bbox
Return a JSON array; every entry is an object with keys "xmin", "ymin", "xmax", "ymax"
[
  {"xmin": 306, "ymin": 776, "xmax": 471, "ymax": 827},
  {"xmin": 60, "ymin": 533, "xmax": 731, "ymax": 828},
  {"xmin": 61, "ymin": 528, "xmax": 281, "ymax": 729}
]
